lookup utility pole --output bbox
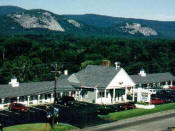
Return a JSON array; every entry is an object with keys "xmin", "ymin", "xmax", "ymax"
[
  {"xmin": 51, "ymin": 63, "xmax": 59, "ymax": 105},
  {"xmin": 50, "ymin": 63, "xmax": 60, "ymax": 129}
]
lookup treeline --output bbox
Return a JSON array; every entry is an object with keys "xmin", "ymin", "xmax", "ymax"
[{"xmin": 0, "ymin": 35, "xmax": 175, "ymax": 84}]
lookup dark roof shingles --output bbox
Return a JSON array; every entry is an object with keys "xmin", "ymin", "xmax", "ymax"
[
  {"xmin": 130, "ymin": 72, "xmax": 175, "ymax": 84},
  {"xmin": 0, "ymin": 75, "xmax": 75, "ymax": 98},
  {"xmin": 72, "ymin": 65, "xmax": 121, "ymax": 88}
]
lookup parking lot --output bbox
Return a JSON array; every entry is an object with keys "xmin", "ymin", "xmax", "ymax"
[
  {"xmin": 0, "ymin": 105, "xmax": 47, "ymax": 127},
  {"xmin": 0, "ymin": 102, "xmax": 100, "ymax": 128}
]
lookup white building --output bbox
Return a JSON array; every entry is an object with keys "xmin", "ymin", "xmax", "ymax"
[
  {"xmin": 130, "ymin": 69, "xmax": 175, "ymax": 102},
  {"xmin": 1, "ymin": 63, "xmax": 175, "ymax": 110},
  {"xmin": 0, "ymin": 73, "xmax": 76, "ymax": 110},
  {"xmin": 68, "ymin": 63, "xmax": 136, "ymax": 104}
]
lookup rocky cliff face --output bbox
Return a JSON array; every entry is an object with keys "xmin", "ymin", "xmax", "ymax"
[
  {"xmin": 10, "ymin": 11, "xmax": 65, "ymax": 32},
  {"xmin": 121, "ymin": 23, "xmax": 158, "ymax": 36},
  {"xmin": 67, "ymin": 19, "xmax": 81, "ymax": 28},
  {"xmin": 1, "ymin": 6, "xmax": 174, "ymax": 38}
]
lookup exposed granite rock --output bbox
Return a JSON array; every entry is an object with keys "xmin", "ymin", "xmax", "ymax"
[
  {"xmin": 121, "ymin": 23, "xmax": 158, "ymax": 36},
  {"xmin": 67, "ymin": 19, "xmax": 81, "ymax": 28},
  {"xmin": 10, "ymin": 12, "xmax": 65, "ymax": 32}
]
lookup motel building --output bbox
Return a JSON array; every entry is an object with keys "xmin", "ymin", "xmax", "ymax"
[
  {"xmin": 130, "ymin": 69, "xmax": 175, "ymax": 102},
  {"xmin": 0, "ymin": 72, "xmax": 76, "ymax": 110},
  {"xmin": 0, "ymin": 62, "xmax": 175, "ymax": 110},
  {"xmin": 68, "ymin": 63, "xmax": 135, "ymax": 104}
]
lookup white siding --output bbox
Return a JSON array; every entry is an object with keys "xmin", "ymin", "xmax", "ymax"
[{"xmin": 106, "ymin": 68, "xmax": 135, "ymax": 89}]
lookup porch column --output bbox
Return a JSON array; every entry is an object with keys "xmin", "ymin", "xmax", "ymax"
[
  {"xmin": 95, "ymin": 89, "xmax": 98, "ymax": 103},
  {"xmin": 158, "ymin": 82, "xmax": 161, "ymax": 86},
  {"xmin": 170, "ymin": 81, "xmax": 173, "ymax": 86},
  {"xmin": 147, "ymin": 84, "xmax": 149, "ymax": 88},
  {"xmin": 80, "ymin": 89, "xmax": 83, "ymax": 101},
  {"xmin": 148, "ymin": 93, "xmax": 151, "ymax": 103},
  {"xmin": 113, "ymin": 88, "xmax": 115, "ymax": 103},
  {"xmin": 17, "ymin": 97, "xmax": 19, "ymax": 103},
  {"xmin": 153, "ymin": 83, "xmax": 155, "ymax": 87},
  {"xmin": 137, "ymin": 88, "xmax": 142, "ymax": 102},
  {"xmin": 37, "ymin": 95, "xmax": 40, "ymax": 104},
  {"xmin": 79, "ymin": 90, "xmax": 81, "ymax": 99},
  {"xmin": 74, "ymin": 91, "xmax": 77, "ymax": 100},
  {"xmin": 2, "ymin": 98, "xmax": 4, "ymax": 104},
  {"xmin": 132, "ymin": 87, "xmax": 135, "ymax": 102},
  {"xmin": 124, "ymin": 87, "xmax": 127, "ymax": 102},
  {"xmin": 51, "ymin": 93, "xmax": 54, "ymax": 103},
  {"xmin": 1, "ymin": 98, "xmax": 4, "ymax": 109},
  {"xmin": 139, "ymin": 83, "xmax": 142, "ymax": 87},
  {"xmin": 69, "ymin": 91, "xmax": 71, "ymax": 96},
  {"xmin": 27, "ymin": 96, "xmax": 30, "ymax": 106},
  {"xmin": 104, "ymin": 90, "xmax": 107, "ymax": 98},
  {"xmin": 60, "ymin": 92, "xmax": 63, "ymax": 97},
  {"xmin": 166, "ymin": 81, "xmax": 168, "ymax": 85}
]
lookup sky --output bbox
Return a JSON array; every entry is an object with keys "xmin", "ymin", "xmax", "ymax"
[{"xmin": 0, "ymin": 0, "xmax": 175, "ymax": 21}]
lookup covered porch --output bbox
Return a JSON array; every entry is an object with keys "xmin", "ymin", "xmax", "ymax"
[
  {"xmin": 95, "ymin": 87, "xmax": 135, "ymax": 104},
  {"xmin": 0, "ymin": 91, "xmax": 75, "ymax": 110}
]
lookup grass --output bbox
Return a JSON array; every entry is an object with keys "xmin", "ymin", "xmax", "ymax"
[
  {"xmin": 99, "ymin": 102, "xmax": 175, "ymax": 121},
  {"xmin": 4, "ymin": 123, "xmax": 76, "ymax": 131}
]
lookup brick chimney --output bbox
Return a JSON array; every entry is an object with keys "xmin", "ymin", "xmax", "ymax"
[{"xmin": 102, "ymin": 60, "xmax": 111, "ymax": 67}]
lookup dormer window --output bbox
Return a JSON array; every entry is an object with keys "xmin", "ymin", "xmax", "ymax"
[
  {"xmin": 9, "ymin": 76, "xmax": 19, "ymax": 87},
  {"xmin": 139, "ymin": 69, "xmax": 146, "ymax": 77}
]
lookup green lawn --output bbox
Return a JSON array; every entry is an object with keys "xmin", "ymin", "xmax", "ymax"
[
  {"xmin": 99, "ymin": 103, "xmax": 175, "ymax": 121},
  {"xmin": 4, "ymin": 123, "xmax": 76, "ymax": 131}
]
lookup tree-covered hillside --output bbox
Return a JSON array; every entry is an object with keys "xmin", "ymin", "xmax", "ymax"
[
  {"xmin": 0, "ymin": 35, "xmax": 175, "ymax": 84},
  {"xmin": 0, "ymin": 6, "xmax": 25, "ymax": 16},
  {"xmin": 64, "ymin": 14, "xmax": 175, "ymax": 39}
]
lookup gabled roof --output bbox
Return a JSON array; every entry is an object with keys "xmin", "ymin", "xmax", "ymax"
[
  {"xmin": 0, "ymin": 81, "xmax": 53, "ymax": 99},
  {"xmin": 130, "ymin": 72, "xmax": 175, "ymax": 85},
  {"xmin": 68, "ymin": 65, "xmax": 121, "ymax": 88},
  {"xmin": 0, "ymin": 75, "xmax": 75, "ymax": 99},
  {"xmin": 56, "ymin": 75, "xmax": 76, "ymax": 91}
]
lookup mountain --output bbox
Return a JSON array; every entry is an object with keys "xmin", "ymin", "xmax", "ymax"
[
  {"xmin": 64, "ymin": 14, "xmax": 175, "ymax": 39},
  {"xmin": 0, "ymin": 7, "xmax": 87, "ymax": 35},
  {"xmin": 0, "ymin": 6, "xmax": 25, "ymax": 16},
  {"xmin": 0, "ymin": 6, "xmax": 175, "ymax": 39}
]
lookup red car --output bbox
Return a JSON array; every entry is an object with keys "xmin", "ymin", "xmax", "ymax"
[
  {"xmin": 151, "ymin": 98, "xmax": 164, "ymax": 104},
  {"xmin": 9, "ymin": 103, "xmax": 28, "ymax": 112},
  {"xmin": 169, "ymin": 86, "xmax": 175, "ymax": 90}
]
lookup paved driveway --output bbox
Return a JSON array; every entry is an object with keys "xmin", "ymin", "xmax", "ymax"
[
  {"xmin": 0, "ymin": 105, "xmax": 47, "ymax": 127},
  {"xmin": 115, "ymin": 116, "xmax": 175, "ymax": 131},
  {"xmin": 81, "ymin": 110, "xmax": 175, "ymax": 131}
]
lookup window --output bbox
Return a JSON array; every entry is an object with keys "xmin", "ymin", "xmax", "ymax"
[
  {"xmin": 45, "ymin": 94, "xmax": 51, "ymax": 100},
  {"xmin": 98, "ymin": 92, "xmax": 105, "ymax": 98},
  {"xmin": 106, "ymin": 92, "xmax": 108, "ymax": 98},
  {"xmin": 30, "ymin": 96, "xmax": 34, "ymax": 101},
  {"xmin": 85, "ymin": 93, "xmax": 88, "ymax": 98}
]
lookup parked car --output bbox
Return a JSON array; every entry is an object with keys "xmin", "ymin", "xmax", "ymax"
[
  {"xmin": 151, "ymin": 98, "xmax": 164, "ymax": 104},
  {"xmin": 119, "ymin": 102, "xmax": 136, "ymax": 111},
  {"xmin": 57, "ymin": 96, "xmax": 75, "ymax": 106},
  {"xmin": 169, "ymin": 86, "xmax": 175, "ymax": 90},
  {"xmin": 9, "ymin": 103, "xmax": 28, "ymax": 112}
]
